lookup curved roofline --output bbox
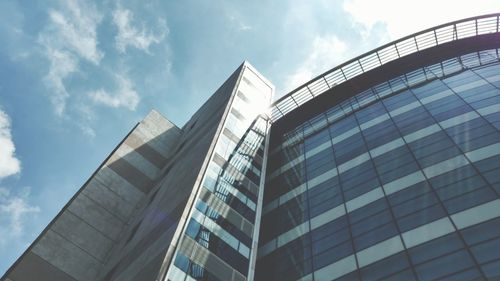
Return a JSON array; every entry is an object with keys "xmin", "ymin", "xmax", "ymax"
[{"xmin": 271, "ymin": 13, "xmax": 500, "ymax": 122}]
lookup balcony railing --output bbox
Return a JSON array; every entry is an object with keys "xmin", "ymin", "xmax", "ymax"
[{"xmin": 270, "ymin": 13, "xmax": 500, "ymax": 122}]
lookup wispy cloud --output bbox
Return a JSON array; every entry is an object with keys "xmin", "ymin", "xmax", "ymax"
[
  {"xmin": 0, "ymin": 110, "xmax": 21, "ymax": 179},
  {"xmin": 88, "ymin": 74, "xmax": 140, "ymax": 110},
  {"xmin": 284, "ymin": 35, "xmax": 347, "ymax": 93},
  {"xmin": 228, "ymin": 14, "xmax": 252, "ymax": 31},
  {"xmin": 0, "ymin": 187, "xmax": 40, "ymax": 244},
  {"xmin": 44, "ymin": 1, "xmax": 103, "ymax": 64},
  {"xmin": 38, "ymin": 0, "xmax": 103, "ymax": 116},
  {"xmin": 113, "ymin": 7, "xmax": 167, "ymax": 53},
  {"xmin": 0, "ymin": 110, "xmax": 37, "ymax": 245},
  {"xmin": 75, "ymin": 104, "xmax": 97, "ymax": 138},
  {"xmin": 41, "ymin": 49, "xmax": 78, "ymax": 116}
]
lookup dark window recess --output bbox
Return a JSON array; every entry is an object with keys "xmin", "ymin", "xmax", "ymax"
[{"xmin": 185, "ymin": 219, "xmax": 249, "ymax": 275}]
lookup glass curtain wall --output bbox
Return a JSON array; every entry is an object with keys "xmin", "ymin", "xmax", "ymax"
[{"xmin": 257, "ymin": 49, "xmax": 500, "ymax": 281}]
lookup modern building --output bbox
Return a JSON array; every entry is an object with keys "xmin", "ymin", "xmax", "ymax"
[{"xmin": 3, "ymin": 13, "xmax": 500, "ymax": 281}]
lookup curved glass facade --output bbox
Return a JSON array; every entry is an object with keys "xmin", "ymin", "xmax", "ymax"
[{"xmin": 256, "ymin": 49, "xmax": 500, "ymax": 281}]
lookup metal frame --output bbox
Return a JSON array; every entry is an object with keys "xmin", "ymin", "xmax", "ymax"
[{"xmin": 270, "ymin": 13, "xmax": 500, "ymax": 122}]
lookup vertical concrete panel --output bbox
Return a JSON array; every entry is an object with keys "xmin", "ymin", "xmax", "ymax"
[
  {"xmin": 7, "ymin": 252, "xmax": 77, "ymax": 281},
  {"xmin": 2, "ymin": 108, "xmax": 184, "ymax": 281},
  {"xmin": 95, "ymin": 168, "xmax": 144, "ymax": 205},
  {"xmin": 109, "ymin": 224, "xmax": 178, "ymax": 281},
  {"xmin": 124, "ymin": 134, "xmax": 167, "ymax": 168},
  {"xmin": 67, "ymin": 194, "xmax": 124, "ymax": 239},
  {"xmin": 130, "ymin": 253, "xmax": 165, "ymax": 281},
  {"xmin": 113, "ymin": 144, "xmax": 159, "ymax": 180},
  {"xmin": 32, "ymin": 230, "xmax": 101, "ymax": 281},
  {"xmin": 51, "ymin": 211, "xmax": 114, "ymax": 261},
  {"xmin": 107, "ymin": 156, "xmax": 153, "ymax": 193},
  {"xmin": 81, "ymin": 178, "xmax": 135, "ymax": 221},
  {"xmin": 136, "ymin": 110, "xmax": 182, "ymax": 159}
]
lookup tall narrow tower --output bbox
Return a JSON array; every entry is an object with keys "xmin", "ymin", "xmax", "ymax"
[{"xmin": 2, "ymin": 62, "xmax": 274, "ymax": 281}]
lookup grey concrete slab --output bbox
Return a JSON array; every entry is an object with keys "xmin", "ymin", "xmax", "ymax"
[
  {"xmin": 51, "ymin": 211, "xmax": 114, "ymax": 261},
  {"xmin": 135, "ymin": 110, "xmax": 182, "ymax": 159},
  {"xmin": 67, "ymin": 193, "xmax": 124, "ymax": 239},
  {"xmin": 1, "ymin": 108, "xmax": 186, "ymax": 281},
  {"xmin": 6, "ymin": 252, "xmax": 78, "ymax": 281},
  {"xmin": 140, "ymin": 110, "xmax": 180, "ymax": 139},
  {"xmin": 32, "ymin": 230, "xmax": 101, "ymax": 281},
  {"xmin": 81, "ymin": 178, "xmax": 135, "ymax": 221},
  {"xmin": 130, "ymin": 252, "xmax": 165, "ymax": 281},
  {"xmin": 107, "ymin": 157, "xmax": 153, "ymax": 194},
  {"xmin": 112, "ymin": 145, "xmax": 159, "ymax": 180},
  {"xmin": 110, "ymin": 222, "xmax": 177, "ymax": 281},
  {"xmin": 95, "ymin": 168, "xmax": 144, "ymax": 205},
  {"xmin": 124, "ymin": 133, "xmax": 167, "ymax": 168},
  {"xmin": 134, "ymin": 125, "xmax": 180, "ymax": 159}
]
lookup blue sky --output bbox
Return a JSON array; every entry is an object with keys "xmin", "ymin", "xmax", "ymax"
[{"xmin": 0, "ymin": 0, "xmax": 499, "ymax": 275}]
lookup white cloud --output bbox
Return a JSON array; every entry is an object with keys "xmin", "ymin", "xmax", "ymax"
[
  {"xmin": 0, "ymin": 110, "xmax": 21, "ymax": 179},
  {"xmin": 38, "ymin": 0, "xmax": 103, "ymax": 116},
  {"xmin": 79, "ymin": 126, "xmax": 96, "ymax": 139},
  {"xmin": 238, "ymin": 23, "xmax": 252, "ymax": 31},
  {"xmin": 42, "ymin": 49, "xmax": 78, "ymax": 116},
  {"xmin": 279, "ymin": 0, "xmax": 495, "ymax": 96},
  {"xmin": 44, "ymin": 2, "xmax": 103, "ymax": 64},
  {"xmin": 113, "ymin": 8, "xmax": 167, "ymax": 53},
  {"xmin": 0, "ymin": 187, "xmax": 39, "ymax": 242},
  {"xmin": 284, "ymin": 35, "xmax": 347, "ymax": 92},
  {"xmin": 228, "ymin": 14, "xmax": 252, "ymax": 31},
  {"xmin": 88, "ymin": 74, "xmax": 140, "ymax": 110},
  {"xmin": 344, "ymin": 0, "xmax": 500, "ymax": 40},
  {"xmin": 75, "ymin": 104, "xmax": 96, "ymax": 138}
]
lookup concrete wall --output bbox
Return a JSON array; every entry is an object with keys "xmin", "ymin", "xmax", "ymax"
[
  {"xmin": 3, "ymin": 62, "xmax": 250, "ymax": 281},
  {"xmin": 2, "ymin": 110, "xmax": 182, "ymax": 281},
  {"xmin": 93, "ymin": 64, "xmax": 245, "ymax": 281}
]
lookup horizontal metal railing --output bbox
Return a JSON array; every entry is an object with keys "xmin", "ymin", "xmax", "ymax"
[{"xmin": 270, "ymin": 13, "xmax": 500, "ymax": 122}]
